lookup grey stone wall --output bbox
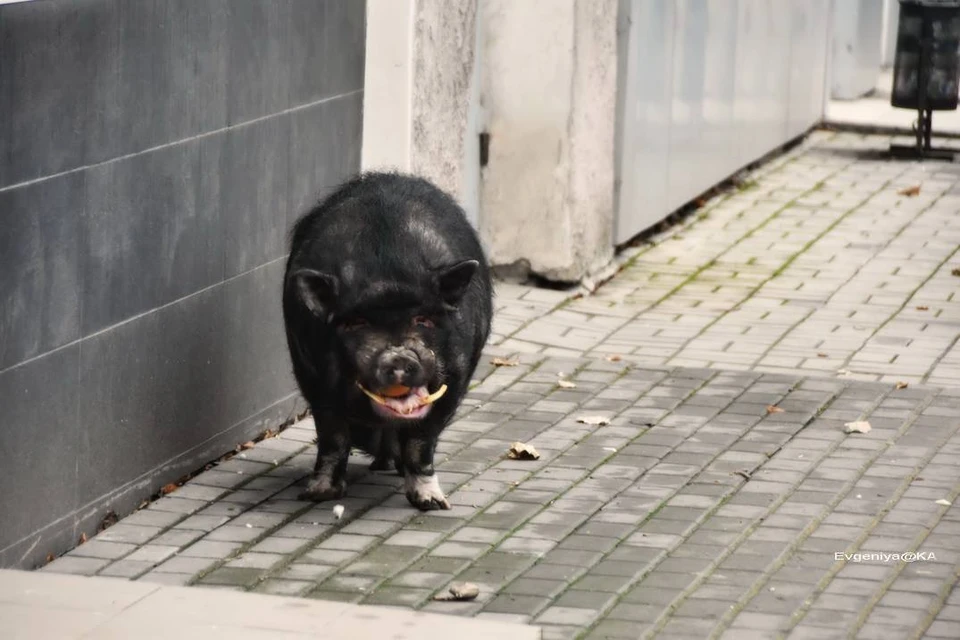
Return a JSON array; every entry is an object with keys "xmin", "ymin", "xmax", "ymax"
[{"xmin": 0, "ymin": 0, "xmax": 365, "ymax": 569}]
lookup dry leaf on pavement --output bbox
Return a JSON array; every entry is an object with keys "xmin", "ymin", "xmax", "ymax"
[
  {"xmin": 605, "ymin": 354, "xmax": 622, "ymax": 362},
  {"xmin": 508, "ymin": 442, "xmax": 540, "ymax": 460},
  {"xmin": 766, "ymin": 405, "xmax": 785, "ymax": 414},
  {"xmin": 491, "ymin": 357, "xmax": 519, "ymax": 367},
  {"xmin": 898, "ymin": 185, "xmax": 921, "ymax": 196},
  {"xmin": 952, "ymin": 268, "xmax": 960, "ymax": 277},
  {"xmin": 577, "ymin": 415, "xmax": 611, "ymax": 426},
  {"xmin": 98, "ymin": 510, "xmax": 118, "ymax": 532},
  {"xmin": 160, "ymin": 483, "xmax": 178, "ymax": 495},
  {"xmin": 558, "ymin": 378, "xmax": 577, "ymax": 389},
  {"xmin": 433, "ymin": 582, "xmax": 480, "ymax": 601},
  {"xmin": 844, "ymin": 421, "xmax": 872, "ymax": 434},
  {"xmin": 916, "ymin": 305, "xmax": 929, "ymax": 311},
  {"xmin": 895, "ymin": 381, "xmax": 909, "ymax": 390}
]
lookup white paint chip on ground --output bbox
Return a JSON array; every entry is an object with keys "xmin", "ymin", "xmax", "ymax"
[
  {"xmin": 577, "ymin": 415, "xmax": 611, "ymax": 426},
  {"xmin": 333, "ymin": 504, "xmax": 345, "ymax": 520},
  {"xmin": 844, "ymin": 421, "xmax": 872, "ymax": 434},
  {"xmin": 935, "ymin": 499, "xmax": 952, "ymax": 506}
]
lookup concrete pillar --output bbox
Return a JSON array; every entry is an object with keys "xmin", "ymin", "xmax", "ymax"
[
  {"xmin": 480, "ymin": 0, "xmax": 617, "ymax": 283},
  {"xmin": 362, "ymin": 0, "xmax": 617, "ymax": 284},
  {"xmin": 361, "ymin": 0, "xmax": 481, "ymax": 225}
]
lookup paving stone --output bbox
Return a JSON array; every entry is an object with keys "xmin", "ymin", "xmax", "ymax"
[
  {"xmin": 96, "ymin": 560, "xmax": 155, "ymax": 578},
  {"xmin": 537, "ymin": 605, "xmax": 601, "ymax": 626},
  {"xmin": 152, "ymin": 556, "xmax": 217, "ymax": 575},
  {"xmin": 40, "ymin": 556, "xmax": 110, "ymax": 576},
  {"xmin": 93, "ymin": 524, "xmax": 162, "ymax": 545},
  {"xmin": 203, "ymin": 525, "xmax": 264, "ymax": 543},
  {"xmin": 254, "ymin": 578, "xmax": 314, "ymax": 596},
  {"xmin": 69, "ymin": 540, "xmax": 138, "ymax": 560},
  {"xmin": 388, "ymin": 571, "xmax": 454, "ymax": 589},
  {"xmin": 178, "ymin": 540, "xmax": 243, "ymax": 559},
  {"xmin": 484, "ymin": 594, "xmax": 551, "ymax": 615},
  {"xmin": 198, "ymin": 567, "xmax": 264, "ymax": 588}
]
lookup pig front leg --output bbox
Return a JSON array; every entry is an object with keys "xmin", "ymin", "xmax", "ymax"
[
  {"xmin": 399, "ymin": 433, "xmax": 450, "ymax": 511},
  {"xmin": 299, "ymin": 410, "xmax": 350, "ymax": 502}
]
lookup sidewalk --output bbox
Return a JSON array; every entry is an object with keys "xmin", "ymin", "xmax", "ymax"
[
  {"xmin": 0, "ymin": 569, "xmax": 537, "ymax": 639},
  {"xmin": 497, "ymin": 130, "xmax": 960, "ymax": 388},
  {"xmin": 31, "ymin": 130, "xmax": 960, "ymax": 640}
]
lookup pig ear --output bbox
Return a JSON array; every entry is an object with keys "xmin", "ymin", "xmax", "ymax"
[
  {"xmin": 291, "ymin": 269, "xmax": 339, "ymax": 317},
  {"xmin": 437, "ymin": 260, "xmax": 479, "ymax": 306}
]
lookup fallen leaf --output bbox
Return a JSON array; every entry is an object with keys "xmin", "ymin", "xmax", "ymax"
[
  {"xmin": 935, "ymin": 499, "xmax": 952, "ymax": 506},
  {"xmin": 78, "ymin": 532, "xmax": 88, "ymax": 545},
  {"xmin": 952, "ymin": 268, "xmax": 960, "ymax": 277},
  {"xmin": 161, "ymin": 483, "xmax": 178, "ymax": 495},
  {"xmin": 817, "ymin": 352, "xmax": 828, "ymax": 358},
  {"xmin": 916, "ymin": 305, "xmax": 929, "ymax": 311},
  {"xmin": 332, "ymin": 504, "xmax": 345, "ymax": 520},
  {"xmin": 262, "ymin": 429, "xmax": 278, "ymax": 439},
  {"xmin": 844, "ymin": 421, "xmax": 872, "ymax": 434},
  {"xmin": 557, "ymin": 378, "xmax": 578, "ymax": 389},
  {"xmin": 605, "ymin": 354, "xmax": 623, "ymax": 362},
  {"xmin": 491, "ymin": 357, "xmax": 519, "ymax": 367},
  {"xmin": 577, "ymin": 415, "xmax": 611, "ymax": 426},
  {"xmin": 766, "ymin": 405, "xmax": 785, "ymax": 414},
  {"xmin": 895, "ymin": 381, "xmax": 909, "ymax": 390},
  {"xmin": 508, "ymin": 442, "xmax": 540, "ymax": 460},
  {"xmin": 898, "ymin": 185, "xmax": 921, "ymax": 196},
  {"xmin": 45, "ymin": 553, "xmax": 55, "ymax": 564},
  {"xmin": 433, "ymin": 582, "xmax": 480, "ymax": 602},
  {"xmin": 734, "ymin": 470, "xmax": 753, "ymax": 480},
  {"xmin": 241, "ymin": 441, "xmax": 255, "ymax": 450},
  {"xmin": 98, "ymin": 510, "xmax": 118, "ymax": 532}
]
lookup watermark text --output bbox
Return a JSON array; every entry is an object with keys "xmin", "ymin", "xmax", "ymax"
[{"xmin": 835, "ymin": 551, "xmax": 936, "ymax": 563}]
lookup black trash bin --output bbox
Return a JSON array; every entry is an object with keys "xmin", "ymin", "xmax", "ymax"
[{"xmin": 890, "ymin": 0, "xmax": 960, "ymax": 159}]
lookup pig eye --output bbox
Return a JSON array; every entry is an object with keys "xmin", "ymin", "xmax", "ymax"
[
  {"xmin": 412, "ymin": 316, "xmax": 434, "ymax": 328},
  {"xmin": 341, "ymin": 317, "xmax": 368, "ymax": 331}
]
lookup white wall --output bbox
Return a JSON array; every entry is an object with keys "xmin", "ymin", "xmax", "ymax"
[
  {"xmin": 616, "ymin": 0, "xmax": 832, "ymax": 244},
  {"xmin": 831, "ymin": 0, "xmax": 884, "ymax": 99}
]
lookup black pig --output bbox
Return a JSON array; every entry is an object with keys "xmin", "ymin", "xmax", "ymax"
[{"xmin": 282, "ymin": 173, "xmax": 493, "ymax": 510}]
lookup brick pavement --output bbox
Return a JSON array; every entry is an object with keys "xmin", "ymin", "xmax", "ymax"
[
  {"xmin": 44, "ymin": 351, "xmax": 960, "ymax": 639},
  {"xmin": 40, "ymin": 130, "xmax": 960, "ymax": 639},
  {"xmin": 496, "ymin": 131, "xmax": 960, "ymax": 388}
]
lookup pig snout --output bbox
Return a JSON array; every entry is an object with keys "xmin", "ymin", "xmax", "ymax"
[{"xmin": 377, "ymin": 349, "xmax": 424, "ymax": 387}]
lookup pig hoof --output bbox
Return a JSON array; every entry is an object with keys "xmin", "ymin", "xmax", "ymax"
[
  {"xmin": 299, "ymin": 476, "xmax": 346, "ymax": 502},
  {"xmin": 404, "ymin": 474, "xmax": 450, "ymax": 511}
]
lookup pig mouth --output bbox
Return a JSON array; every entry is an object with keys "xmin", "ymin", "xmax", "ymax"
[{"xmin": 356, "ymin": 383, "xmax": 448, "ymax": 421}]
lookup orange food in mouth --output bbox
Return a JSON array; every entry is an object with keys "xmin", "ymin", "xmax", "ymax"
[{"xmin": 382, "ymin": 385, "xmax": 411, "ymax": 397}]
